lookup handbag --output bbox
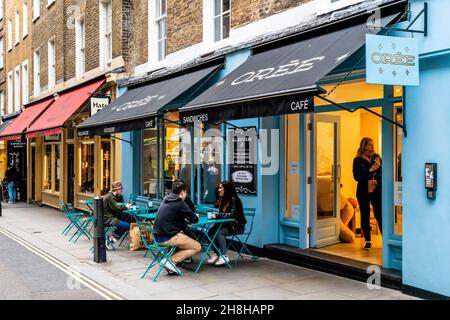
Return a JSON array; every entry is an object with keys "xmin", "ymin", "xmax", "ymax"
[{"xmin": 368, "ymin": 178, "xmax": 377, "ymax": 193}]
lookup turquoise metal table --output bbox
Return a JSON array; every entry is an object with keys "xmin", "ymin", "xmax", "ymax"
[{"xmin": 190, "ymin": 216, "xmax": 235, "ymax": 273}]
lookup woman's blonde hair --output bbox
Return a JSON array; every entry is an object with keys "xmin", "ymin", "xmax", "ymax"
[{"xmin": 356, "ymin": 137, "xmax": 374, "ymax": 158}]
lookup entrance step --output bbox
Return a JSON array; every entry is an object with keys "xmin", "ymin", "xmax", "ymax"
[{"xmin": 263, "ymin": 244, "xmax": 402, "ymax": 291}]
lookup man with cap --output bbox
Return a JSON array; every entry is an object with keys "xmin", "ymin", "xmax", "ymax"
[{"xmin": 103, "ymin": 181, "xmax": 132, "ymax": 247}]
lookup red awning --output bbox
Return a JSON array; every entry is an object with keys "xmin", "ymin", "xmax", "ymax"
[
  {"xmin": 0, "ymin": 98, "xmax": 54, "ymax": 141},
  {"xmin": 26, "ymin": 79, "xmax": 105, "ymax": 138}
]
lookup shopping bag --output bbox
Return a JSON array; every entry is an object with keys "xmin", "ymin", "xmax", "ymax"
[{"xmin": 129, "ymin": 222, "xmax": 153, "ymax": 251}]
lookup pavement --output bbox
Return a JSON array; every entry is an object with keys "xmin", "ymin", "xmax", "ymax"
[{"xmin": 0, "ymin": 202, "xmax": 419, "ymax": 300}]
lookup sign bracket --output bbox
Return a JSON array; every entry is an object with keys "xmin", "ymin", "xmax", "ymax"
[
  {"xmin": 390, "ymin": 2, "xmax": 428, "ymax": 37},
  {"xmin": 316, "ymin": 94, "xmax": 407, "ymax": 138},
  {"xmin": 110, "ymin": 134, "xmax": 132, "ymax": 146}
]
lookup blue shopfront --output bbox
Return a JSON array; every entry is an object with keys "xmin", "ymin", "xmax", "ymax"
[{"xmin": 79, "ymin": 0, "xmax": 449, "ymax": 298}]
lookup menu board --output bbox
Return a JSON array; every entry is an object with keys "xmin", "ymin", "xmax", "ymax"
[{"xmin": 228, "ymin": 126, "xmax": 257, "ymax": 195}]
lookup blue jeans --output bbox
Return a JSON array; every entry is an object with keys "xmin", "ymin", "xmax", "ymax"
[
  {"xmin": 7, "ymin": 182, "xmax": 16, "ymax": 203},
  {"xmin": 112, "ymin": 221, "xmax": 130, "ymax": 239}
]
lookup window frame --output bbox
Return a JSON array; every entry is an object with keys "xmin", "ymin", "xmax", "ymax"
[
  {"xmin": 15, "ymin": 10, "xmax": 20, "ymax": 45},
  {"xmin": 213, "ymin": 0, "xmax": 231, "ymax": 42},
  {"xmin": 23, "ymin": 1, "xmax": 28, "ymax": 38},
  {"xmin": 33, "ymin": 48, "xmax": 41, "ymax": 97},
  {"xmin": 48, "ymin": 37, "xmax": 56, "ymax": 92},
  {"xmin": 33, "ymin": 0, "xmax": 40, "ymax": 21},
  {"xmin": 14, "ymin": 65, "xmax": 21, "ymax": 111},
  {"xmin": 7, "ymin": 71, "xmax": 13, "ymax": 113},
  {"xmin": 22, "ymin": 60, "xmax": 29, "ymax": 105},
  {"xmin": 75, "ymin": 15, "xmax": 85, "ymax": 79},
  {"xmin": 155, "ymin": 0, "xmax": 167, "ymax": 61}
]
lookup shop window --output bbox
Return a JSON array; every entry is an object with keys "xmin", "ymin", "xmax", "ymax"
[
  {"xmin": 143, "ymin": 127, "xmax": 158, "ymax": 196},
  {"xmin": 80, "ymin": 142, "xmax": 94, "ymax": 194},
  {"xmin": 284, "ymin": 114, "xmax": 300, "ymax": 220},
  {"xmin": 55, "ymin": 144, "xmax": 60, "ymax": 192},
  {"xmin": 315, "ymin": 80, "xmax": 384, "ymax": 106},
  {"xmin": 44, "ymin": 144, "xmax": 52, "ymax": 191},
  {"xmin": 200, "ymin": 123, "xmax": 222, "ymax": 204},
  {"xmin": 43, "ymin": 141, "xmax": 60, "ymax": 193},
  {"xmin": 100, "ymin": 141, "xmax": 111, "ymax": 195}
]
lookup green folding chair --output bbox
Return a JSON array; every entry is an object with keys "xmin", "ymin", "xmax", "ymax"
[
  {"xmin": 226, "ymin": 208, "xmax": 258, "ymax": 264},
  {"xmin": 137, "ymin": 220, "xmax": 182, "ymax": 282},
  {"xmin": 59, "ymin": 200, "xmax": 92, "ymax": 242}
]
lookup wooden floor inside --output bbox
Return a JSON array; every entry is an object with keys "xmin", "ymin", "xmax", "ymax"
[{"xmin": 316, "ymin": 235, "xmax": 383, "ymax": 265}]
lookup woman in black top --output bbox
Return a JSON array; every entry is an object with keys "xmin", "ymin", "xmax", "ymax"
[
  {"xmin": 207, "ymin": 181, "xmax": 247, "ymax": 266},
  {"xmin": 353, "ymin": 137, "xmax": 382, "ymax": 250}
]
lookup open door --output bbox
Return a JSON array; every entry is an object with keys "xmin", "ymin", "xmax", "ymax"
[{"xmin": 311, "ymin": 114, "xmax": 341, "ymax": 248}]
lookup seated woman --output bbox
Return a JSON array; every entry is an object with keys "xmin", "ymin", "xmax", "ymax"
[{"xmin": 207, "ymin": 181, "xmax": 247, "ymax": 266}]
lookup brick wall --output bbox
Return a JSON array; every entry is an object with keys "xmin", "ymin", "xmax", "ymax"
[
  {"xmin": 122, "ymin": 0, "xmax": 148, "ymax": 73},
  {"xmin": 167, "ymin": 0, "xmax": 203, "ymax": 55},
  {"xmin": 231, "ymin": 0, "xmax": 311, "ymax": 28},
  {"xmin": 4, "ymin": 0, "xmax": 32, "ymax": 112},
  {"xmin": 0, "ymin": 12, "xmax": 5, "ymax": 115}
]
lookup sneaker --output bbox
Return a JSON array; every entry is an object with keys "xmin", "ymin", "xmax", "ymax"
[
  {"xmin": 214, "ymin": 255, "xmax": 230, "ymax": 266},
  {"xmin": 108, "ymin": 234, "xmax": 118, "ymax": 243},
  {"xmin": 160, "ymin": 258, "xmax": 180, "ymax": 274},
  {"xmin": 105, "ymin": 241, "xmax": 115, "ymax": 251},
  {"xmin": 363, "ymin": 242, "xmax": 372, "ymax": 250},
  {"xmin": 207, "ymin": 254, "xmax": 219, "ymax": 264}
]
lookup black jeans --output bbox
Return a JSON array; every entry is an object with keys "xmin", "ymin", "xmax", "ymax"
[{"xmin": 357, "ymin": 190, "xmax": 382, "ymax": 242}]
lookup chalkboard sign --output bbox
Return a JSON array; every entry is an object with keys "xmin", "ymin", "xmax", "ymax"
[{"xmin": 227, "ymin": 126, "xmax": 257, "ymax": 195}]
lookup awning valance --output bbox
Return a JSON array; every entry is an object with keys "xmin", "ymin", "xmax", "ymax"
[
  {"xmin": 0, "ymin": 99, "xmax": 54, "ymax": 141},
  {"xmin": 77, "ymin": 64, "xmax": 221, "ymax": 136},
  {"xmin": 180, "ymin": 14, "xmax": 399, "ymax": 125},
  {"xmin": 25, "ymin": 79, "xmax": 105, "ymax": 138}
]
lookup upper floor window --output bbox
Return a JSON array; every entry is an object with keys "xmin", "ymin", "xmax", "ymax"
[
  {"xmin": 76, "ymin": 15, "xmax": 85, "ymax": 79},
  {"xmin": 7, "ymin": 71, "xmax": 13, "ymax": 113},
  {"xmin": 0, "ymin": 91, "xmax": 5, "ymax": 116},
  {"xmin": 48, "ymin": 38, "xmax": 56, "ymax": 91},
  {"xmin": 99, "ymin": 0, "xmax": 112, "ymax": 70},
  {"xmin": 214, "ymin": 0, "xmax": 230, "ymax": 42},
  {"xmin": 22, "ymin": 60, "xmax": 29, "ymax": 105},
  {"xmin": 33, "ymin": 48, "xmax": 41, "ymax": 97},
  {"xmin": 0, "ymin": 38, "xmax": 4, "ymax": 69},
  {"xmin": 47, "ymin": 0, "xmax": 55, "ymax": 7},
  {"xmin": 14, "ymin": 66, "xmax": 21, "ymax": 110},
  {"xmin": 23, "ymin": 1, "xmax": 29, "ymax": 38},
  {"xmin": 156, "ymin": 0, "xmax": 167, "ymax": 61},
  {"xmin": 8, "ymin": 18, "xmax": 12, "ymax": 50},
  {"xmin": 15, "ymin": 11, "xmax": 20, "ymax": 45},
  {"xmin": 33, "ymin": 0, "xmax": 40, "ymax": 20},
  {"xmin": 0, "ymin": 1, "xmax": 4, "ymax": 20}
]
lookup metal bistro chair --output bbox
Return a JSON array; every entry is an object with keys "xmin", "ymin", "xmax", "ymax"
[
  {"xmin": 67, "ymin": 203, "xmax": 95, "ymax": 243},
  {"xmin": 60, "ymin": 200, "xmax": 92, "ymax": 243},
  {"xmin": 226, "ymin": 208, "xmax": 258, "ymax": 264},
  {"xmin": 137, "ymin": 220, "xmax": 182, "ymax": 282}
]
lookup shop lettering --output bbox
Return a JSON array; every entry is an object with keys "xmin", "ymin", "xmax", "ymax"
[
  {"xmin": 231, "ymin": 56, "xmax": 325, "ymax": 86},
  {"xmin": 182, "ymin": 114, "xmax": 209, "ymax": 124},
  {"xmin": 112, "ymin": 95, "xmax": 158, "ymax": 112},
  {"xmin": 290, "ymin": 99, "xmax": 310, "ymax": 111},
  {"xmin": 145, "ymin": 120, "xmax": 155, "ymax": 128},
  {"xmin": 370, "ymin": 52, "xmax": 415, "ymax": 66},
  {"xmin": 103, "ymin": 127, "xmax": 115, "ymax": 134},
  {"xmin": 78, "ymin": 130, "xmax": 89, "ymax": 136}
]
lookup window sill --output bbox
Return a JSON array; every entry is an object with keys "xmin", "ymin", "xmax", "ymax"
[
  {"xmin": 32, "ymin": 16, "xmax": 40, "ymax": 23},
  {"xmin": 46, "ymin": 1, "xmax": 55, "ymax": 9},
  {"xmin": 23, "ymin": 34, "xmax": 28, "ymax": 40}
]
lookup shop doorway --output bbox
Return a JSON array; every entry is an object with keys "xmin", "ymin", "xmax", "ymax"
[
  {"xmin": 67, "ymin": 144, "xmax": 75, "ymax": 204},
  {"xmin": 31, "ymin": 146, "xmax": 36, "ymax": 201},
  {"xmin": 310, "ymin": 108, "xmax": 384, "ymax": 265},
  {"xmin": 311, "ymin": 114, "xmax": 341, "ymax": 248}
]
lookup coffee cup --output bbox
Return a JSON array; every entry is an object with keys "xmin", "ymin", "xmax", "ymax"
[
  {"xmin": 132, "ymin": 205, "xmax": 137, "ymax": 211},
  {"xmin": 148, "ymin": 201, "xmax": 153, "ymax": 208},
  {"xmin": 207, "ymin": 211, "xmax": 213, "ymax": 219}
]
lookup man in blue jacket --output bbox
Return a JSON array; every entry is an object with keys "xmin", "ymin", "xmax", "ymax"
[{"xmin": 153, "ymin": 180, "xmax": 200, "ymax": 274}]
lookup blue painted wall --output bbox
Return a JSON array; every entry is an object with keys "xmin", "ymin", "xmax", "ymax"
[{"xmin": 402, "ymin": 0, "xmax": 450, "ymax": 296}]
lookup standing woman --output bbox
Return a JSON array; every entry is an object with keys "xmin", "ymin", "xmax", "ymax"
[
  {"xmin": 207, "ymin": 181, "xmax": 247, "ymax": 266},
  {"xmin": 353, "ymin": 138, "xmax": 382, "ymax": 250}
]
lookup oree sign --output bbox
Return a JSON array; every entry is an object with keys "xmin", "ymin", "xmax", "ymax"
[{"xmin": 366, "ymin": 34, "xmax": 419, "ymax": 86}]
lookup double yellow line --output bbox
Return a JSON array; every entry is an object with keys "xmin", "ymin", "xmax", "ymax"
[{"xmin": 0, "ymin": 226, "xmax": 124, "ymax": 301}]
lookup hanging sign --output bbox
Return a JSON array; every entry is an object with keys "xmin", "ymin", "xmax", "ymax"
[
  {"xmin": 227, "ymin": 126, "xmax": 257, "ymax": 195},
  {"xmin": 366, "ymin": 34, "xmax": 419, "ymax": 86},
  {"xmin": 90, "ymin": 96, "xmax": 111, "ymax": 116}
]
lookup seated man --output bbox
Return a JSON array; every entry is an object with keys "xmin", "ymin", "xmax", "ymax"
[
  {"xmin": 153, "ymin": 180, "xmax": 201, "ymax": 274},
  {"xmin": 103, "ymin": 181, "xmax": 132, "ymax": 249}
]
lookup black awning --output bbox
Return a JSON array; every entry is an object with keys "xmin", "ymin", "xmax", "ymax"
[
  {"xmin": 180, "ymin": 14, "xmax": 398, "ymax": 125},
  {"xmin": 77, "ymin": 64, "xmax": 221, "ymax": 136}
]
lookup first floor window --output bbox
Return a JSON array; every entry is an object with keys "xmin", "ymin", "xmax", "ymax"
[
  {"xmin": 214, "ymin": 0, "xmax": 230, "ymax": 42},
  {"xmin": 80, "ymin": 141, "xmax": 95, "ymax": 193}
]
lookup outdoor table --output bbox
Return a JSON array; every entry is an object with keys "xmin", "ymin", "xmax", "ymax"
[
  {"xmin": 190, "ymin": 216, "xmax": 235, "ymax": 273},
  {"xmin": 79, "ymin": 199, "xmax": 94, "ymax": 216},
  {"xmin": 123, "ymin": 206, "xmax": 158, "ymax": 222}
]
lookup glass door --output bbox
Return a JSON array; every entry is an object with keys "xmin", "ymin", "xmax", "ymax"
[{"xmin": 311, "ymin": 114, "xmax": 341, "ymax": 248}]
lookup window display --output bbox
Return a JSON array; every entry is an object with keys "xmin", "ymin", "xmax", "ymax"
[
  {"xmin": 80, "ymin": 142, "xmax": 94, "ymax": 193},
  {"xmin": 100, "ymin": 141, "xmax": 111, "ymax": 195}
]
